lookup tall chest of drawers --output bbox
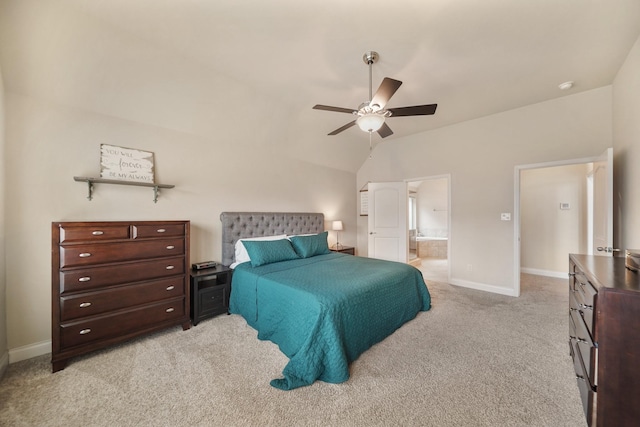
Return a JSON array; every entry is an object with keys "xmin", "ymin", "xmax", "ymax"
[
  {"xmin": 51, "ymin": 220, "xmax": 191, "ymax": 372},
  {"xmin": 569, "ymin": 254, "xmax": 640, "ymax": 427}
]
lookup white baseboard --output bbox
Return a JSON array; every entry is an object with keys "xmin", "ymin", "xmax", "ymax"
[
  {"xmin": 449, "ymin": 277, "xmax": 519, "ymax": 297},
  {"xmin": 520, "ymin": 267, "xmax": 567, "ymax": 279},
  {"xmin": 9, "ymin": 340, "xmax": 51, "ymax": 364},
  {"xmin": 0, "ymin": 350, "xmax": 8, "ymax": 379}
]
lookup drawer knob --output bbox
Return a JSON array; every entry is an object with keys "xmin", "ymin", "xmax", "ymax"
[
  {"xmin": 79, "ymin": 329, "xmax": 92, "ymax": 335},
  {"xmin": 78, "ymin": 277, "xmax": 91, "ymax": 282},
  {"xmin": 79, "ymin": 302, "xmax": 92, "ymax": 308},
  {"xmin": 157, "ymin": 229, "xmax": 166, "ymax": 233},
  {"xmin": 79, "ymin": 253, "xmax": 92, "ymax": 258},
  {"xmin": 166, "ymin": 285, "xmax": 175, "ymax": 291},
  {"xmin": 166, "ymin": 245, "xmax": 175, "ymax": 250},
  {"xmin": 165, "ymin": 307, "xmax": 175, "ymax": 313},
  {"xmin": 92, "ymin": 231, "xmax": 104, "ymax": 236},
  {"xmin": 579, "ymin": 303, "xmax": 593, "ymax": 310},
  {"xmin": 166, "ymin": 265, "xmax": 175, "ymax": 270}
]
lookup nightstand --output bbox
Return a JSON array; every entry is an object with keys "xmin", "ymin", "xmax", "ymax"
[
  {"xmin": 190, "ymin": 265, "xmax": 232, "ymax": 325},
  {"xmin": 331, "ymin": 246, "xmax": 355, "ymax": 255}
]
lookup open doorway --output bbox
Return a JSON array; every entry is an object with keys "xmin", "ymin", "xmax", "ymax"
[
  {"xmin": 407, "ymin": 175, "xmax": 450, "ymax": 283},
  {"xmin": 519, "ymin": 163, "xmax": 590, "ymax": 278},
  {"xmin": 514, "ymin": 148, "xmax": 613, "ymax": 296}
]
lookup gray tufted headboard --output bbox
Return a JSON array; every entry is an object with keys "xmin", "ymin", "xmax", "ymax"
[{"xmin": 220, "ymin": 212, "xmax": 325, "ymax": 266}]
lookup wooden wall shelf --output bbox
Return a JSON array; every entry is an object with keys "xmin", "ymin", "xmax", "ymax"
[{"xmin": 73, "ymin": 177, "xmax": 175, "ymax": 203}]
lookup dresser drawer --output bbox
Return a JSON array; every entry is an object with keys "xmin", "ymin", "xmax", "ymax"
[
  {"xmin": 569, "ymin": 312, "xmax": 595, "ymax": 385},
  {"xmin": 570, "ymin": 306, "xmax": 595, "ymax": 347},
  {"xmin": 60, "ymin": 238, "xmax": 184, "ymax": 268},
  {"xmin": 573, "ymin": 272, "xmax": 597, "ymax": 306},
  {"xmin": 60, "ymin": 277, "xmax": 185, "ymax": 321},
  {"xmin": 570, "ymin": 338, "xmax": 596, "ymax": 421},
  {"xmin": 60, "ymin": 256, "xmax": 185, "ymax": 293},
  {"xmin": 59, "ymin": 298, "xmax": 185, "ymax": 349},
  {"xmin": 134, "ymin": 224, "xmax": 185, "ymax": 239},
  {"xmin": 570, "ymin": 287, "xmax": 595, "ymax": 335},
  {"xmin": 58, "ymin": 224, "xmax": 131, "ymax": 243}
]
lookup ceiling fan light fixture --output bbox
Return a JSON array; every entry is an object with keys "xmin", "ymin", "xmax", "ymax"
[{"xmin": 356, "ymin": 113, "xmax": 385, "ymax": 132}]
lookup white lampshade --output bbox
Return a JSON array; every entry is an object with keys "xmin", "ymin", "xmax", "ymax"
[
  {"xmin": 356, "ymin": 113, "xmax": 385, "ymax": 132},
  {"xmin": 332, "ymin": 220, "xmax": 344, "ymax": 231}
]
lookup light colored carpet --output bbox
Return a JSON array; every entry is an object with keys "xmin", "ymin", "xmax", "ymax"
[{"xmin": 0, "ymin": 270, "xmax": 585, "ymax": 427}]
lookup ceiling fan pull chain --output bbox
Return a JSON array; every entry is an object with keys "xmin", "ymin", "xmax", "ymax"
[{"xmin": 369, "ymin": 131, "xmax": 373, "ymax": 158}]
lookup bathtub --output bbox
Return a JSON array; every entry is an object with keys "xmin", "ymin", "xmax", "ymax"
[
  {"xmin": 416, "ymin": 236, "xmax": 448, "ymax": 258},
  {"xmin": 416, "ymin": 236, "xmax": 447, "ymax": 241}
]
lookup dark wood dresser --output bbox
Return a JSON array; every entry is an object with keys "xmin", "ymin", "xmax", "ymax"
[
  {"xmin": 569, "ymin": 254, "xmax": 640, "ymax": 427},
  {"xmin": 51, "ymin": 220, "xmax": 191, "ymax": 372}
]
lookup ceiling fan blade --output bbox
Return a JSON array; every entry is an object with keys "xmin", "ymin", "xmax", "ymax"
[
  {"xmin": 377, "ymin": 122, "xmax": 394, "ymax": 138},
  {"xmin": 370, "ymin": 78, "xmax": 402, "ymax": 110},
  {"xmin": 328, "ymin": 120, "xmax": 356, "ymax": 136},
  {"xmin": 388, "ymin": 104, "xmax": 438, "ymax": 117},
  {"xmin": 313, "ymin": 104, "xmax": 356, "ymax": 114}
]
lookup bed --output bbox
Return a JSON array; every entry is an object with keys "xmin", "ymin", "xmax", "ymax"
[{"xmin": 220, "ymin": 212, "xmax": 431, "ymax": 390}]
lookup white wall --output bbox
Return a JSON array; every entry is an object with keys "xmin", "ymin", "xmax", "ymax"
[
  {"xmin": 613, "ymin": 34, "xmax": 640, "ymax": 250},
  {"xmin": 416, "ymin": 178, "xmax": 448, "ymax": 237},
  {"xmin": 520, "ymin": 164, "xmax": 589, "ymax": 277},
  {"xmin": 358, "ymin": 87, "xmax": 612, "ymax": 296},
  {"xmin": 0, "ymin": 63, "xmax": 8, "ymax": 377}
]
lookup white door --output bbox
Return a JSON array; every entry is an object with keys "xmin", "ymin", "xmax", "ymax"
[
  {"xmin": 368, "ymin": 182, "xmax": 408, "ymax": 262},
  {"xmin": 592, "ymin": 147, "xmax": 615, "ymax": 256}
]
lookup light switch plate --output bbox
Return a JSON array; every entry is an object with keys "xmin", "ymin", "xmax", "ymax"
[{"xmin": 501, "ymin": 213, "xmax": 511, "ymax": 221}]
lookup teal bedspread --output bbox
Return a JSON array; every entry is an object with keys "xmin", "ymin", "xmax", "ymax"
[{"xmin": 229, "ymin": 252, "xmax": 431, "ymax": 390}]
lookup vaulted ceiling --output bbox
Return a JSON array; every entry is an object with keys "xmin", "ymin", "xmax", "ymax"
[{"xmin": 2, "ymin": 0, "xmax": 640, "ymax": 171}]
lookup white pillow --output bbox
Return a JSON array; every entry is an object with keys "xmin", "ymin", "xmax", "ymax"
[{"xmin": 231, "ymin": 234, "xmax": 287, "ymax": 268}]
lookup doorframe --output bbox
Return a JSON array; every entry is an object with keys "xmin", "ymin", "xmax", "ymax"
[
  {"xmin": 514, "ymin": 155, "xmax": 603, "ymax": 297},
  {"xmin": 405, "ymin": 173, "xmax": 452, "ymax": 283}
]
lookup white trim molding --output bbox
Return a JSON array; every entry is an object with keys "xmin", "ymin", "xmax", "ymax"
[
  {"xmin": 520, "ymin": 267, "xmax": 568, "ymax": 279},
  {"xmin": 449, "ymin": 278, "xmax": 519, "ymax": 297},
  {"xmin": 9, "ymin": 340, "xmax": 51, "ymax": 364},
  {"xmin": 0, "ymin": 350, "xmax": 8, "ymax": 379}
]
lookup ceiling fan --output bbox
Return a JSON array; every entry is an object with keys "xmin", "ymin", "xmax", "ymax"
[{"xmin": 313, "ymin": 51, "xmax": 437, "ymax": 139}]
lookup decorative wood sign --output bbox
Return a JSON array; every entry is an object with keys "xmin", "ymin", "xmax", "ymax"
[
  {"xmin": 360, "ymin": 190, "xmax": 368, "ymax": 216},
  {"xmin": 100, "ymin": 144, "xmax": 155, "ymax": 183}
]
